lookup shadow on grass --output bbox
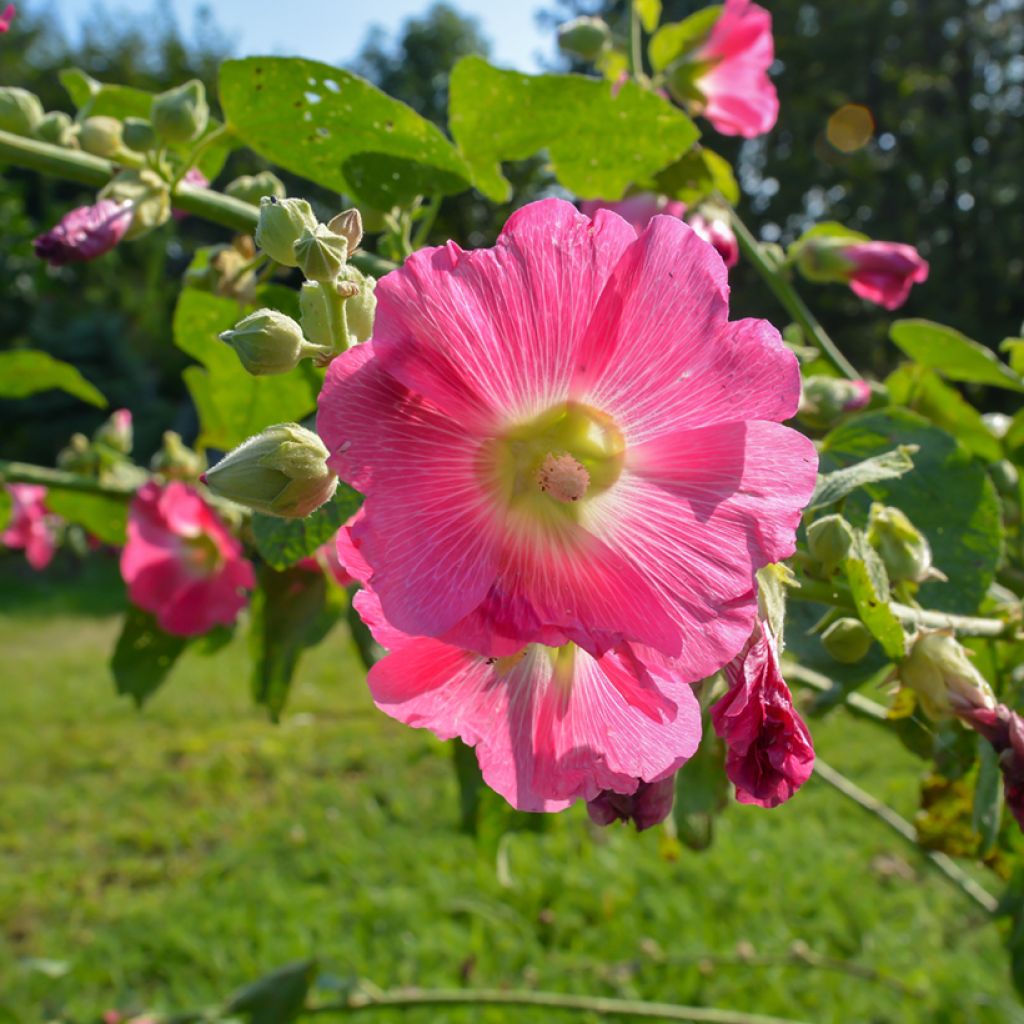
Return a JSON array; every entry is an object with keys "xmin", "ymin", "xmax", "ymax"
[{"xmin": 0, "ymin": 552, "xmax": 126, "ymax": 618}]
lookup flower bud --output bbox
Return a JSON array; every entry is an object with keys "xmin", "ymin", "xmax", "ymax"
[
  {"xmin": 94, "ymin": 408, "xmax": 133, "ymax": 455},
  {"xmin": 899, "ymin": 632, "xmax": 996, "ymax": 721},
  {"xmin": 99, "ymin": 169, "xmax": 171, "ymax": 240},
  {"xmin": 35, "ymin": 110, "xmax": 77, "ymax": 148},
  {"xmin": 0, "ymin": 86, "xmax": 44, "ymax": 136},
  {"xmin": 122, "ymin": 116, "xmax": 157, "ymax": 153},
  {"xmin": 867, "ymin": 502, "xmax": 934, "ymax": 583},
  {"xmin": 557, "ymin": 16, "xmax": 612, "ymax": 61},
  {"xmin": 255, "ymin": 196, "xmax": 316, "ymax": 267},
  {"xmin": 219, "ymin": 308, "xmax": 326, "ymax": 376},
  {"xmin": 78, "ymin": 115, "xmax": 123, "ymax": 157},
  {"xmin": 587, "ymin": 776, "xmax": 676, "ymax": 832},
  {"xmin": 150, "ymin": 431, "xmax": 205, "ymax": 481},
  {"xmin": 294, "ymin": 224, "xmax": 348, "ymax": 282},
  {"xmin": 151, "ymin": 79, "xmax": 208, "ymax": 144},
  {"xmin": 800, "ymin": 376, "xmax": 873, "ymax": 426},
  {"xmin": 299, "ymin": 281, "xmax": 338, "ymax": 350},
  {"xmin": 57, "ymin": 432, "xmax": 97, "ymax": 474},
  {"xmin": 327, "ymin": 208, "xmax": 363, "ymax": 254},
  {"xmin": 821, "ymin": 617, "xmax": 873, "ymax": 664},
  {"xmin": 337, "ymin": 265, "xmax": 378, "ymax": 343},
  {"xmin": 202, "ymin": 423, "xmax": 337, "ymax": 519},
  {"xmin": 225, "ymin": 171, "xmax": 286, "ymax": 205},
  {"xmin": 806, "ymin": 514, "xmax": 854, "ymax": 576}
]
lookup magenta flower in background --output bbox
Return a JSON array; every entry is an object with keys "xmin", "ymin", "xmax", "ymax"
[
  {"xmin": 841, "ymin": 241, "xmax": 930, "ymax": 310},
  {"xmin": 579, "ymin": 193, "xmax": 685, "ymax": 233},
  {"xmin": 710, "ymin": 617, "xmax": 814, "ymax": 808},
  {"xmin": 687, "ymin": 209, "xmax": 740, "ymax": 268},
  {"xmin": 33, "ymin": 199, "xmax": 132, "ymax": 267},
  {"xmin": 2, "ymin": 484, "xmax": 57, "ymax": 570},
  {"xmin": 694, "ymin": 0, "xmax": 778, "ymax": 138},
  {"xmin": 587, "ymin": 775, "xmax": 677, "ymax": 831},
  {"xmin": 120, "ymin": 481, "xmax": 255, "ymax": 636},
  {"xmin": 0, "ymin": 4, "xmax": 15, "ymax": 31},
  {"xmin": 319, "ymin": 198, "xmax": 817, "ymax": 673}
]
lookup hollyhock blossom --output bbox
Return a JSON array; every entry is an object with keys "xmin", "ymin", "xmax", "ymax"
[
  {"xmin": 0, "ymin": 4, "xmax": 15, "ymax": 32},
  {"xmin": 841, "ymin": 241, "xmax": 929, "ymax": 310},
  {"xmin": 319, "ymin": 198, "xmax": 817, "ymax": 672},
  {"xmin": 587, "ymin": 775, "xmax": 676, "ymax": 831},
  {"xmin": 710, "ymin": 618, "xmax": 814, "ymax": 807},
  {"xmin": 692, "ymin": 0, "xmax": 778, "ymax": 138},
  {"xmin": 2, "ymin": 484, "xmax": 57, "ymax": 569},
  {"xmin": 33, "ymin": 199, "xmax": 132, "ymax": 266},
  {"xmin": 121, "ymin": 481, "xmax": 255, "ymax": 636},
  {"xmin": 687, "ymin": 210, "xmax": 739, "ymax": 268},
  {"xmin": 353, "ymin": 586, "xmax": 701, "ymax": 812},
  {"xmin": 579, "ymin": 194, "xmax": 685, "ymax": 233}
]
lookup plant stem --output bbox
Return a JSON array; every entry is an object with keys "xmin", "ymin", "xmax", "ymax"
[
  {"xmin": 173, "ymin": 124, "xmax": 232, "ymax": 188},
  {"xmin": 0, "ymin": 460, "xmax": 136, "ymax": 498},
  {"xmin": 812, "ymin": 758, "xmax": 999, "ymax": 915},
  {"xmin": 728, "ymin": 208, "xmax": 859, "ymax": 381},
  {"xmin": 411, "ymin": 193, "xmax": 442, "ymax": 250},
  {"xmin": 628, "ymin": 1, "xmax": 644, "ymax": 79},
  {"xmin": 307, "ymin": 987, "xmax": 811, "ymax": 1024}
]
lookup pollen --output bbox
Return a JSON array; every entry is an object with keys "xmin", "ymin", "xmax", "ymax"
[{"xmin": 536, "ymin": 452, "xmax": 590, "ymax": 503}]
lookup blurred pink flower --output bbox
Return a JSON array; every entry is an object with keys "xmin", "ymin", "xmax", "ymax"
[
  {"xmin": 695, "ymin": 0, "xmax": 778, "ymax": 138},
  {"xmin": 318, "ymin": 197, "xmax": 816, "ymax": 671},
  {"xmin": 121, "ymin": 481, "xmax": 255, "ymax": 636},
  {"xmin": 841, "ymin": 241, "xmax": 929, "ymax": 310},
  {"xmin": 353, "ymin": 586, "xmax": 701, "ymax": 812},
  {"xmin": 298, "ymin": 527, "xmax": 354, "ymax": 587},
  {"xmin": 687, "ymin": 210, "xmax": 739, "ymax": 268},
  {"xmin": 579, "ymin": 193, "xmax": 685, "ymax": 232},
  {"xmin": 173, "ymin": 167, "xmax": 209, "ymax": 221},
  {"xmin": 33, "ymin": 199, "xmax": 132, "ymax": 266},
  {"xmin": 710, "ymin": 617, "xmax": 814, "ymax": 807},
  {"xmin": 2, "ymin": 483, "xmax": 57, "ymax": 569},
  {"xmin": 0, "ymin": 4, "xmax": 15, "ymax": 32},
  {"xmin": 845, "ymin": 380, "xmax": 872, "ymax": 411},
  {"xmin": 587, "ymin": 775, "xmax": 676, "ymax": 831}
]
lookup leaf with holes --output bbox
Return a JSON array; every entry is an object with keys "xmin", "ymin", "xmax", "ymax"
[
  {"xmin": 111, "ymin": 607, "xmax": 191, "ymax": 707},
  {"xmin": 0, "ymin": 350, "xmax": 106, "ymax": 408}
]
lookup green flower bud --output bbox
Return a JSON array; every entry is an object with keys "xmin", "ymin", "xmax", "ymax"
[
  {"xmin": 225, "ymin": 171, "xmax": 287, "ymax": 206},
  {"xmin": 35, "ymin": 111, "xmax": 77, "ymax": 148},
  {"xmin": 78, "ymin": 116, "xmax": 123, "ymax": 157},
  {"xmin": 150, "ymin": 431, "xmax": 205, "ymax": 482},
  {"xmin": 294, "ymin": 224, "xmax": 348, "ymax": 282},
  {"xmin": 99, "ymin": 169, "xmax": 171, "ymax": 240},
  {"xmin": 337, "ymin": 265, "xmax": 377, "ymax": 343},
  {"xmin": 789, "ymin": 234, "xmax": 859, "ymax": 284},
  {"xmin": 327, "ymin": 208, "xmax": 363, "ymax": 254},
  {"xmin": 799, "ymin": 376, "xmax": 872, "ymax": 427},
  {"xmin": 122, "ymin": 117, "xmax": 157, "ymax": 153},
  {"xmin": 867, "ymin": 503, "xmax": 934, "ymax": 584},
  {"xmin": 821, "ymin": 618, "xmax": 873, "ymax": 664},
  {"xmin": 93, "ymin": 408, "xmax": 133, "ymax": 455},
  {"xmin": 806, "ymin": 514, "xmax": 855, "ymax": 576},
  {"xmin": 0, "ymin": 86, "xmax": 44, "ymax": 136},
  {"xmin": 151, "ymin": 79, "xmax": 209, "ymax": 144},
  {"xmin": 299, "ymin": 281, "xmax": 339, "ymax": 350},
  {"xmin": 57, "ymin": 432, "xmax": 97, "ymax": 474},
  {"xmin": 899, "ymin": 632, "xmax": 995, "ymax": 721},
  {"xmin": 556, "ymin": 16, "xmax": 612, "ymax": 61},
  {"xmin": 220, "ymin": 308, "xmax": 326, "ymax": 376},
  {"xmin": 202, "ymin": 423, "xmax": 337, "ymax": 519},
  {"xmin": 255, "ymin": 196, "xmax": 317, "ymax": 267}
]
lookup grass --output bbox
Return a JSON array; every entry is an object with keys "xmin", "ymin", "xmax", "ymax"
[{"xmin": 0, "ymin": 555, "xmax": 1021, "ymax": 1023}]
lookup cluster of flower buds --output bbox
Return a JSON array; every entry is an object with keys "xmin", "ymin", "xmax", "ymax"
[
  {"xmin": 149, "ymin": 431, "xmax": 205, "ymax": 483},
  {"xmin": 57, "ymin": 408, "xmax": 135, "ymax": 477}
]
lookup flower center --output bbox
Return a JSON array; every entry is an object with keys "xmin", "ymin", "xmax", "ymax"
[
  {"xmin": 180, "ymin": 533, "xmax": 223, "ymax": 577},
  {"xmin": 536, "ymin": 452, "xmax": 589, "ymax": 503}
]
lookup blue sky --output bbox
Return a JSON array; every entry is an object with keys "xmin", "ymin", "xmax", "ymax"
[{"xmin": 49, "ymin": 0, "xmax": 555, "ymax": 72}]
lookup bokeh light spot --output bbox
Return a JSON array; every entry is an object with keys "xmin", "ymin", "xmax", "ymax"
[{"xmin": 827, "ymin": 104, "xmax": 875, "ymax": 153}]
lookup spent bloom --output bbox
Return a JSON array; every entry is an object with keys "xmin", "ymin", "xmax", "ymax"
[
  {"xmin": 579, "ymin": 194, "xmax": 685, "ymax": 233},
  {"xmin": 0, "ymin": 4, "xmax": 14, "ymax": 32},
  {"xmin": 318, "ymin": 197, "xmax": 817, "ymax": 673},
  {"xmin": 710, "ymin": 617, "xmax": 815, "ymax": 807},
  {"xmin": 687, "ymin": 208, "xmax": 739, "ymax": 268},
  {"xmin": 33, "ymin": 199, "xmax": 132, "ymax": 266},
  {"xmin": 841, "ymin": 241, "xmax": 930, "ymax": 310},
  {"xmin": 2, "ymin": 483, "xmax": 57, "ymax": 569},
  {"xmin": 587, "ymin": 775, "xmax": 677, "ymax": 831},
  {"xmin": 121, "ymin": 481, "xmax": 255, "ymax": 636}
]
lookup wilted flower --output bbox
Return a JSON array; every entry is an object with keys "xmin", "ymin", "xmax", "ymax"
[
  {"xmin": 2, "ymin": 484, "xmax": 57, "ymax": 569},
  {"xmin": 958, "ymin": 703, "xmax": 1024, "ymax": 832},
  {"xmin": 33, "ymin": 199, "xmax": 132, "ymax": 266},
  {"xmin": 121, "ymin": 481, "xmax": 255, "ymax": 636},
  {"xmin": 579, "ymin": 194, "xmax": 685, "ymax": 233},
  {"xmin": 898, "ymin": 631, "xmax": 995, "ymax": 721},
  {"xmin": 587, "ymin": 775, "xmax": 677, "ymax": 831}
]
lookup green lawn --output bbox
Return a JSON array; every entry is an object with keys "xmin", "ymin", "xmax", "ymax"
[{"xmin": 0, "ymin": 556, "xmax": 1020, "ymax": 1023}]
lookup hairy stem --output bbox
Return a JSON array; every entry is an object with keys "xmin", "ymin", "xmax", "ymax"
[{"xmin": 0, "ymin": 460, "xmax": 136, "ymax": 498}]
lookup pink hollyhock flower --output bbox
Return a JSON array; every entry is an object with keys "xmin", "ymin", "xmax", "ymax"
[
  {"xmin": 318, "ymin": 198, "xmax": 817, "ymax": 671},
  {"xmin": 579, "ymin": 194, "xmax": 685, "ymax": 233},
  {"xmin": 587, "ymin": 775, "xmax": 676, "ymax": 831},
  {"xmin": 121, "ymin": 481, "xmax": 255, "ymax": 636},
  {"xmin": 840, "ymin": 241, "xmax": 929, "ymax": 310},
  {"xmin": 2, "ymin": 484, "xmax": 57, "ymax": 569},
  {"xmin": 0, "ymin": 4, "xmax": 15, "ymax": 31},
  {"xmin": 710, "ymin": 618, "xmax": 814, "ymax": 808},
  {"xmin": 693, "ymin": 0, "xmax": 778, "ymax": 138},
  {"xmin": 173, "ymin": 167, "xmax": 209, "ymax": 221},
  {"xmin": 687, "ymin": 210, "xmax": 739, "ymax": 268},
  {"xmin": 33, "ymin": 199, "xmax": 132, "ymax": 266},
  {"xmin": 353, "ymin": 586, "xmax": 701, "ymax": 812}
]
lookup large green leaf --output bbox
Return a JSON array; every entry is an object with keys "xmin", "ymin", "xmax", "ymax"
[
  {"xmin": 219, "ymin": 57, "xmax": 472, "ymax": 208},
  {"xmin": 808, "ymin": 444, "xmax": 917, "ymax": 511},
  {"xmin": 648, "ymin": 145, "xmax": 739, "ymax": 205},
  {"xmin": 449, "ymin": 56, "xmax": 700, "ymax": 202},
  {"xmin": 223, "ymin": 959, "xmax": 318, "ymax": 1024},
  {"xmin": 45, "ymin": 491, "xmax": 128, "ymax": 545},
  {"xmin": 173, "ymin": 290, "xmax": 319, "ymax": 452},
  {"xmin": 252, "ymin": 484, "xmax": 363, "ymax": 571},
  {"xmin": 0, "ymin": 350, "xmax": 106, "ymax": 408},
  {"xmin": 111, "ymin": 607, "xmax": 191, "ymax": 707},
  {"xmin": 890, "ymin": 319, "xmax": 1024, "ymax": 392},
  {"xmin": 821, "ymin": 410, "xmax": 1003, "ymax": 614}
]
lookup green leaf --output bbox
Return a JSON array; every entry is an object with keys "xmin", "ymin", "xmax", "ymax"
[
  {"xmin": 886, "ymin": 364, "xmax": 1001, "ymax": 462},
  {"xmin": 808, "ymin": 444, "xmax": 918, "ymax": 510},
  {"xmin": 111, "ymin": 607, "xmax": 191, "ymax": 707},
  {"xmin": 1000, "ymin": 337, "xmax": 1024, "ymax": 376},
  {"xmin": 636, "ymin": 0, "xmax": 662, "ymax": 33},
  {"xmin": 219, "ymin": 57, "xmax": 472, "ymax": 208},
  {"xmin": 648, "ymin": 7, "xmax": 722, "ymax": 70},
  {"xmin": 224, "ymin": 959, "xmax": 318, "ymax": 1024},
  {"xmin": 821, "ymin": 409, "xmax": 1003, "ymax": 614},
  {"xmin": 673, "ymin": 731, "xmax": 728, "ymax": 850},
  {"xmin": 890, "ymin": 319, "xmax": 1024, "ymax": 392},
  {"xmin": 249, "ymin": 565, "xmax": 345, "ymax": 720},
  {"xmin": 0, "ymin": 488, "xmax": 10, "ymax": 533},
  {"xmin": 251, "ymin": 484, "xmax": 363, "ymax": 571},
  {"xmin": 449, "ymin": 56, "xmax": 700, "ymax": 202},
  {"xmin": 173, "ymin": 290, "xmax": 319, "ymax": 452},
  {"xmin": 0, "ymin": 350, "xmax": 107, "ymax": 408},
  {"xmin": 648, "ymin": 145, "xmax": 739, "ymax": 205},
  {"xmin": 973, "ymin": 739, "xmax": 1004, "ymax": 858},
  {"xmin": 45, "ymin": 491, "xmax": 128, "ymax": 545},
  {"xmin": 843, "ymin": 530, "xmax": 907, "ymax": 660}
]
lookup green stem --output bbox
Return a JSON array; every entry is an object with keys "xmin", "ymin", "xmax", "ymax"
[
  {"xmin": 728, "ymin": 208, "xmax": 859, "ymax": 381},
  {"xmin": 411, "ymin": 193, "xmax": 442, "ymax": 250},
  {"xmin": 628, "ymin": 0, "xmax": 644, "ymax": 79},
  {"xmin": 307, "ymin": 987, "xmax": 810, "ymax": 1024},
  {"xmin": 0, "ymin": 460, "xmax": 135, "ymax": 498},
  {"xmin": 173, "ymin": 124, "xmax": 232, "ymax": 188}
]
